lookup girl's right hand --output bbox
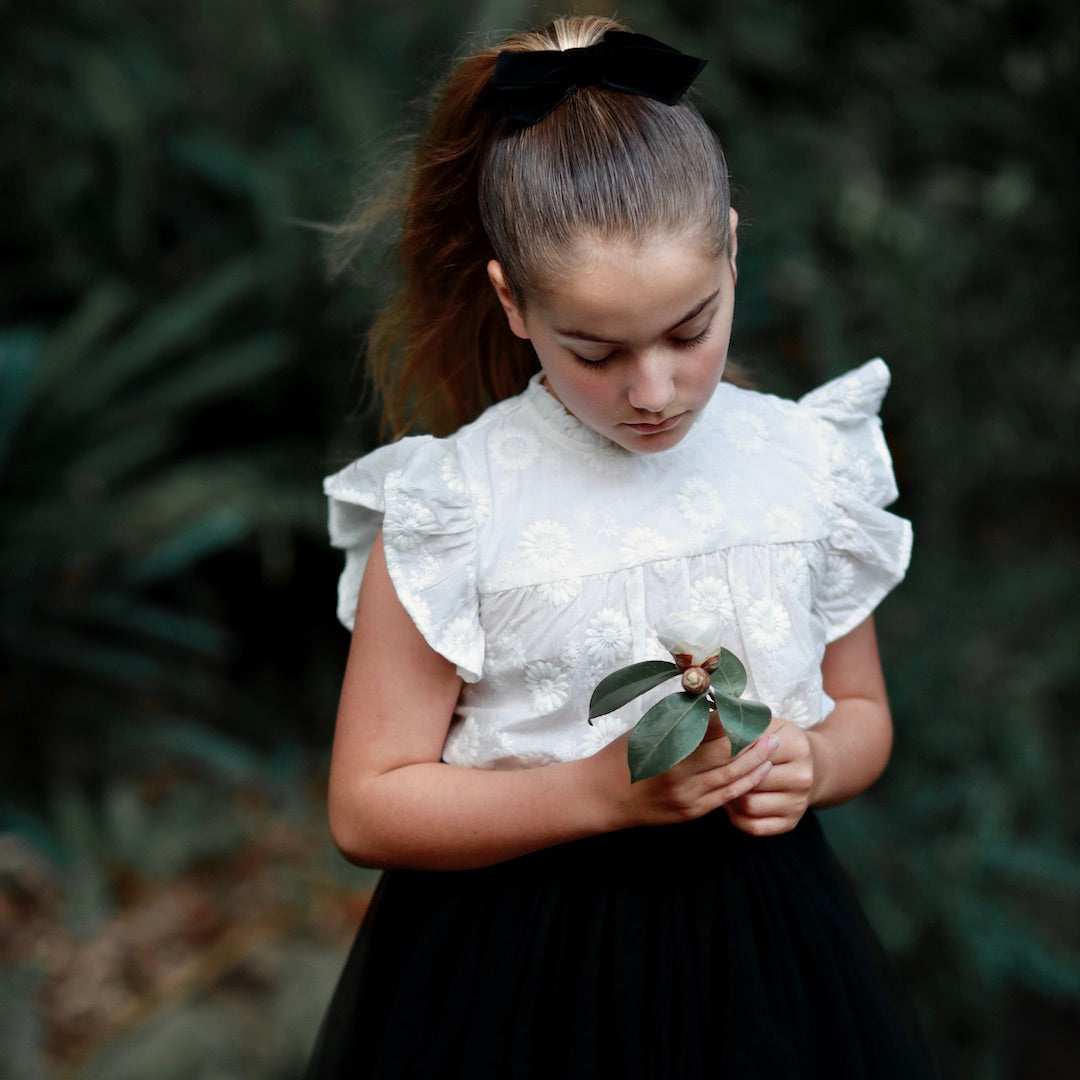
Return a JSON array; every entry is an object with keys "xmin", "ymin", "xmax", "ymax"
[{"xmin": 592, "ymin": 713, "xmax": 779, "ymax": 829}]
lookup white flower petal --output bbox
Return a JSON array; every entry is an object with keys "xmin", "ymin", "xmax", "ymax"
[{"xmin": 654, "ymin": 608, "xmax": 726, "ymax": 666}]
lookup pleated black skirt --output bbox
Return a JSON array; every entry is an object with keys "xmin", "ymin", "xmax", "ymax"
[{"xmin": 305, "ymin": 810, "xmax": 936, "ymax": 1079}]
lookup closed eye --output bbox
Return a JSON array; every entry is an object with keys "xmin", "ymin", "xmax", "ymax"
[
  {"xmin": 571, "ymin": 322, "xmax": 714, "ymax": 369},
  {"xmin": 573, "ymin": 351, "xmax": 615, "ymax": 368},
  {"xmin": 675, "ymin": 326, "xmax": 713, "ymax": 348}
]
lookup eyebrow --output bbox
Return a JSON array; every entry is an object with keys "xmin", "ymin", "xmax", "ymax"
[{"xmin": 554, "ymin": 288, "xmax": 721, "ymax": 343}]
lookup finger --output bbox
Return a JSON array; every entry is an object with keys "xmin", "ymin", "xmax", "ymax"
[
  {"xmin": 728, "ymin": 813, "xmax": 800, "ymax": 837},
  {"xmin": 699, "ymin": 712, "xmax": 728, "ymax": 744},
  {"xmin": 700, "ymin": 731, "xmax": 778, "ymax": 775},
  {"xmin": 727, "ymin": 768, "xmax": 796, "ymax": 798},
  {"xmin": 702, "ymin": 757, "xmax": 774, "ymax": 813},
  {"xmin": 729, "ymin": 792, "xmax": 802, "ymax": 819}
]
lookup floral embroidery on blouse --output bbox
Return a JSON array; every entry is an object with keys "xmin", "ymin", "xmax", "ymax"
[
  {"xmin": 536, "ymin": 578, "xmax": 583, "ymax": 607},
  {"xmin": 677, "ymin": 476, "xmax": 727, "ymax": 529},
  {"xmin": 583, "ymin": 608, "xmax": 633, "ymax": 669},
  {"xmin": 690, "ymin": 575, "xmax": 735, "ymax": 623},
  {"xmin": 324, "ymin": 359, "xmax": 912, "ymax": 768},
  {"xmin": 384, "ymin": 493, "xmax": 436, "ymax": 551},
  {"xmin": 518, "ymin": 520, "xmax": 574, "ymax": 575},
  {"xmin": 720, "ymin": 408, "xmax": 769, "ymax": 452},
  {"xmin": 525, "ymin": 659, "xmax": 572, "ymax": 714},
  {"xmin": 742, "ymin": 594, "xmax": 794, "ymax": 652},
  {"xmin": 619, "ymin": 525, "xmax": 675, "ymax": 565}
]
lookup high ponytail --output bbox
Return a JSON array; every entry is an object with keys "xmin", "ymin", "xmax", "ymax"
[
  {"xmin": 362, "ymin": 44, "xmax": 541, "ymax": 438},
  {"xmin": 339, "ymin": 15, "xmax": 733, "ymax": 438}
]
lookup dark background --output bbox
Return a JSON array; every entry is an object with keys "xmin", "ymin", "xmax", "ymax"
[{"xmin": 2, "ymin": 1, "xmax": 1078, "ymax": 1076}]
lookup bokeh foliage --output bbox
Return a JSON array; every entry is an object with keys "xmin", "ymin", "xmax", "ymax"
[{"xmin": 2, "ymin": 0, "xmax": 1078, "ymax": 1076}]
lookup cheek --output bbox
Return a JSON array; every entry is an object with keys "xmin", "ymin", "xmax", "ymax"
[
  {"xmin": 553, "ymin": 368, "xmax": 618, "ymax": 419},
  {"xmin": 558, "ymin": 370, "xmax": 601, "ymax": 407}
]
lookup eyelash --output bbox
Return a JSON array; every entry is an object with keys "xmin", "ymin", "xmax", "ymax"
[{"xmin": 573, "ymin": 326, "xmax": 714, "ymax": 369}]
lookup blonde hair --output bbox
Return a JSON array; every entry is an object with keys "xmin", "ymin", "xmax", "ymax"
[{"xmin": 336, "ymin": 15, "xmax": 732, "ymax": 438}]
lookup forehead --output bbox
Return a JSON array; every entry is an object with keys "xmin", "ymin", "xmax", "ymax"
[{"xmin": 530, "ymin": 232, "xmax": 727, "ymax": 334}]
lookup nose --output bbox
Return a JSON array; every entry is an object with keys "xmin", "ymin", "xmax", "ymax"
[{"xmin": 626, "ymin": 351, "xmax": 676, "ymax": 414}]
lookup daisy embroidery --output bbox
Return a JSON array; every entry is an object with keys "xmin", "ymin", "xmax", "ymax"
[
  {"xmin": 443, "ymin": 715, "xmax": 488, "ymax": 767},
  {"xmin": 583, "ymin": 608, "xmax": 632, "ymax": 668},
  {"xmin": 775, "ymin": 545, "xmax": 812, "ymax": 599},
  {"xmin": 778, "ymin": 678, "xmax": 819, "ymax": 728},
  {"xmin": 518, "ymin": 520, "xmax": 574, "ymax": 575},
  {"xmin": 484, "ymin": 631, "xmax": 526, "ymax": 685},
  {"xmin": 535, "ymin": 578, "xmax": 582, "ymax": 607},
  {"xmin": 524, "ymin": 659, "xmax": 571, "ymax": 714},
  {"xmin": 407, "ymin": 549, "xmax": 440, "ymax": 591},
  {"xmin": 384, "ymin": 496, "xmax": 436, "ymax": 551},
  {"xmin": 830, "ymin": 513, "xmax": 873, "ymax": 558},
  {"xmin": 721, "ymin": 409, "xmax": 769, "ymax": 453},
  {"xmin": 619, "ymin": 526, "xmax": 672, "ymax": 564},
  {"xmin": 469, "ymin": 481, "xmax": 492, "ymax": 525},
  {"xmin": 834, "ymin": 452, "xmax": 877, "ymax": 502},
  {"xmin": 744, "ymin": 595, "xmax": 792, "ymax": 652},
  {"xmin": 491, "ymin": 427, "xmax": 540, "ymax": 470},
  {"xmin": 820, "ymin": 552, "xmax": 857, "ymax": 601},
  {"xmin": 764, "ymin": 504, "xmax": 809, "ymax": 538},
  {"xmin": 441, "ymin": 616, "xmax": 478, "ymax": 658},
  {"xmin": 439, "ymin": 453, "xmax": 467, "ymax": 496},
  {"xmin": 676, "ymin": 476, "xmax": 726, "ymax": 529},
  {"xmin": 690, "ymin": 575, "xmax": 735, "ymax": 623},
  {"xmin": 576, "ymin": 712, "xmax": 631, "ymax": 757}
]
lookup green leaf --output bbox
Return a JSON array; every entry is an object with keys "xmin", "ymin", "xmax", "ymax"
[
  {"xmin": 628, "ymin": 692, "xmax": 710, "ymax": 782},
  {"xmin": 113, "ymin": 334, "xmax": 290, "ymax": 422},
  {"xmin": 122, "ymin": 508, "xmax": 250, "ymax": 584},
  {"xmin": 713, "ymin": 690, "xmax": 772, "ymax": 756},
  {"xmin": 0, "ymin": 329, "xmax": 40, "ymax": 469},
  {"xmin": 588, "ymin": 660, "xmax": 678, "ymax": 720},
  {"xmin": 56, "ymin": 256, "xmax": 262, "ymax": 417},
  {"xmin": 40, "ymin": 281, "xmax": 135, "ymax": 391},
  {"xmin": 86, "ymin": 593, "xmax": 228, "ymax": 656},
  {"xmin": 712, "ymin": 647, "xmax": 747, "ymax": 697}
]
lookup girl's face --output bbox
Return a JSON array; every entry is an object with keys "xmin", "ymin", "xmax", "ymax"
[{"xmin": 488, "ymin": 216, "xmax": 738, "ymax": 454}]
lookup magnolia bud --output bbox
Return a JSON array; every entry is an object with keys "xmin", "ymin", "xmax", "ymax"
[{"xmin": 681, "ymin": 666, "xmax": 710, "ymax": 695}]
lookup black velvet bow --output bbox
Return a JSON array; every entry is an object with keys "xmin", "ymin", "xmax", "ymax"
[{"xmin": 478, "ymin": 30, "xmax": 707, "ymax": 125}]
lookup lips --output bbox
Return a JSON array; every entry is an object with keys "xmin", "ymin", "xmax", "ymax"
[{"xmin": 625, "ymin": 412, "xmax": 685, "ymax": 434}]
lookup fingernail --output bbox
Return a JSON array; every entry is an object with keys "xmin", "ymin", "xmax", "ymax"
[{"xmin": 767, "ymin": 736, "xmax": 779, "ymax": 751}]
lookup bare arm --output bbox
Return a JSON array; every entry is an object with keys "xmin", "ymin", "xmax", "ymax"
[
  {"xmin": 327, "ymin": 533, "xmax": 779, "ymax": 871},
  {"xmin": 724, "ymin": 615, "xmax": 894, "ymax": 835}
]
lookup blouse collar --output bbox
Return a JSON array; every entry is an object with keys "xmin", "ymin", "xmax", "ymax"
[{"xmin": 523, "ymin": 372, "xmax": 623, "ymax": 453}]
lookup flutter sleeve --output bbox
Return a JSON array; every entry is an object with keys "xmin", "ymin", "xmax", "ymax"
[
  {"xmin": 800, "ymin": 358, "xmax": 914, "ymax": 642},
  {"xmin": 323, "ymin": 436, "xmax": 484, "ymax": 683}
]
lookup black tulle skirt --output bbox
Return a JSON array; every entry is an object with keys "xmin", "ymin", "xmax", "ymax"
[{"xmin": 304, "ymin": 810, "xmax": 936, "ymax": 1079}]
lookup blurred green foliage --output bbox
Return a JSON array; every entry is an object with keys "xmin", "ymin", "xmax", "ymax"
[{"xmin": 2, "ymin": 0, "xmax": 1078, "ymax": 1077}]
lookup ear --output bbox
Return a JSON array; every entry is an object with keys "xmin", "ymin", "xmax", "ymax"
[
  {"xmin": 727, "ymin": 207, "xmax": 739, "ymax": 286},
  {"xmin": 487, "ymin": 260, "xmax": 530, "ymax": 340}
]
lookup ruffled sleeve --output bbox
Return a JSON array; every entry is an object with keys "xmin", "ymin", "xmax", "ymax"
[
  {"xmin": 323, "ymin": 436, "xmax": 484, "ymax": 683},
  {"xmin": 800, "ymin": 358, "xmax": 914, "ymax": 642}
]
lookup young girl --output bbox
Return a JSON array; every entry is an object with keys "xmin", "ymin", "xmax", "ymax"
[{"xmin": 307, "ymin": 15, "xmax": 935, "ymax": 1079}]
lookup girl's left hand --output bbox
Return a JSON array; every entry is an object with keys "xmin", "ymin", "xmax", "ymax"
[{"xmin": 723, "ymin": 718, "xmax": 818, "ymax": 836}]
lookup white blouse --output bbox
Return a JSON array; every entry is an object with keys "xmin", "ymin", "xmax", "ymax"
[{"xmin": 324, "ymin": 358, "xmax": 912, "ymax": 770}]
